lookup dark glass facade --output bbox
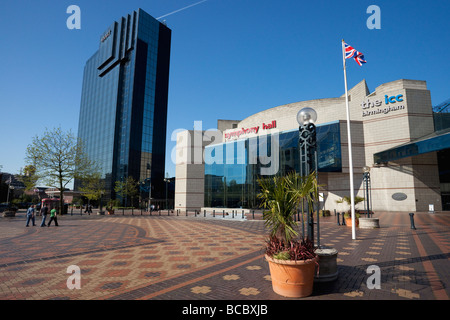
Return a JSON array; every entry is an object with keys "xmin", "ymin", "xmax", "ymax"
[
  {"xmin": 204, "ymin": 122, "xmax": 341, "ymax": 208},
  {"xmin": 75, "ymin": 9, "xmax": 171, "ymax": 201}
]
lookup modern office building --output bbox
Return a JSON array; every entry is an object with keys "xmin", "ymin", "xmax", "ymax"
[
  {"xmin": 174, "ymin": 79, "xmax": 450, "ymax": 213},
  {"xmin": 75, "ymin": 9, "xmax": 171, "ymax": 202}
]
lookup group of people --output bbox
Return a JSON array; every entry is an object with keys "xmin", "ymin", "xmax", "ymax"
[{"xmin": 25, "ymin": 204, "xmax": 59, "ymax": 227}]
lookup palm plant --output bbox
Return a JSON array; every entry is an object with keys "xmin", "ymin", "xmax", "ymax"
[
  {"xmin": 258, "ymin": 174, "xmax": 299, "ymax": 245},
  {"xmin": 335, "ymin": 195, "xmax": 364, "ymax": 217},
  {"xmin": 259, "ymin": 172, "xmax": 320, "ymax": 298},
  {"xmin": 288, "ymin": 171, "xmax": 319, "ymax": 221},
  {"xmin": 258, "ymin": 171, "xmax": 319, "ymax": 260}
]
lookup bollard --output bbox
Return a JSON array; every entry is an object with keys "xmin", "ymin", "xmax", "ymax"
[
  {"xmin": 409, "ymin": 213, "xmax": 417, "ymax": 230},
  {"xmin": 232, "ymin": 211, "xmax": 234, "ymax": 218},
  {"xmin": 242, "ymin": 210, "xmax": 244, "ymax": 219},
  {"xmin": 337, "ymin": 212, "xmax": 340, "ymax": 225},
  {"xmin": 334, "ymin": 209, "xmax": 336, "ymax": 216},
  {"xmin": 177, "ymin": 209, "xmax": 179, "ymax": 216},
  {"xmin": 213, "ymin": 209, "xmax": 215, "ymax": 217},
  {"xmin": 223, "ymin": 210, "xmax": 225, "ymax": 218},
  {"xmin": 252, "ymin": 210, "xmax": 255, "ymax": 219}
]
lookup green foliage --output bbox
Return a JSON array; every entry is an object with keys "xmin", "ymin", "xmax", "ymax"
[
  {"xmin": 319, "ymin": 210, "xmax": 331, "ymax": 217},
  {"xmin": 336, "ymin": 195, "xmax": 365, "ymax": 214},
  {"xmin": 107, "ymin": 199, "xmax": 120, "ymax": 208},
  {"xmin": 16, "ymin": 165, "xmax": 39, "ymax": 191},
  {"xmin": 273, "ymin": 251, "xmax": 290, "ymax": 260},
  {"xmin": 79, "ymin": 171, "xmax": 105, "ymax": 201},
  {"xmin": 73, "ymin": 197, "xmax": 84, "ymax": 207},
  {"xmin": 25, "ymin": 127, "xmax": 95, "ymax": 213},
  {"xmin": 258, "ymin": 174, "xmax": 298, "ymax": 244},
  {"xmin": 257, "ymin": 171, "xmax": 319, "ymax": 245},
  {"xmin": 344, "ymin": 211, "xmax": 361, "ymax": 219},
  {"xmin": 114, "ymin": 176, "xmax": 138, "ymax": 207}
]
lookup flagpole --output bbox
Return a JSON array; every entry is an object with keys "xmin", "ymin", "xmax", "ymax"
[{"xmin": 342, "ymin": 39, "xmax": 356, "ymax": 240}]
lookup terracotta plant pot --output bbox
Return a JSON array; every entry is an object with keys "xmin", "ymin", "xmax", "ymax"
[
  {"xmin": 265, "ymin": 254, "xmax": 317, "ymax": 298},
  {"xmin": 345, "ymin": 217, "xmax": 359, "ymax": 227}
]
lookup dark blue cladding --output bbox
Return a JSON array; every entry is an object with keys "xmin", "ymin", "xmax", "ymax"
[{"xmin": 75, "ymin": 9, "xmax": 171, "ymax": 202}]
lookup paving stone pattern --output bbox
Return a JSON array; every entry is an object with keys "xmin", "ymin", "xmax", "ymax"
[{"xmin": 0, "ymin": 211, "xmax": 448, "ymax": 300}]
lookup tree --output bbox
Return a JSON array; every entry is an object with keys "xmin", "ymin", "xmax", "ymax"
[
  {"xmin": 17, "ymin": 165, "xmax": 39, "ymax": 191},
  {"xmin": 114, "ymin": 176, "xmax": 138, "ymax": 208},
  {"xmin": 25, "ymin": 127, "xmax": 94, "ymax": 214},
  {"xmin": 78, "ymin": 171, "xmax": 105, "ymax": 211}
]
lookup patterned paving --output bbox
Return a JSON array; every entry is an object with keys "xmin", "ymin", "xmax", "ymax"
[{"xmin": 0, "ymin": 211, "xmax": 449, "ymax": 301}]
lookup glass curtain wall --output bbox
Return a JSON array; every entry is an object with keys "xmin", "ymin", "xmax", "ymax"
[{"xmin": 204, "ymin": 122, "xmax": 341, "ymax": 209}]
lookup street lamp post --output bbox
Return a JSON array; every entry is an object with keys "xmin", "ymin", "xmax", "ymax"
[
  {"xmin": 363, "ymin": 166, "xmax": 371, "ymax": 218},
  {"xmin": 6, "ymin": 176, "xmax": 13, "ymax": 205},
  {"xmin": 164, "ymin": 172, "xmax": 170, "ymax": 210},
  {"xmin": 99, "ymin": 190, "xmax": 104, "ymax": 215},
  {"xmin": 146, "ymin": 163, "xmax": 152, "ymax": 212},
  {"xmin": 297, "ymin": 107, "xmax": 319, "ymax": 246}
]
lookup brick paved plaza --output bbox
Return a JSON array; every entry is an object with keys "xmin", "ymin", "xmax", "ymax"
[{"xmin": 0, "ymin": 210, "xmax": 448, "ymax": 304}]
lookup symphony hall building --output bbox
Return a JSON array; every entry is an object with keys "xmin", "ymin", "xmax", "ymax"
[{"xmin": 174, "ymin": 79, "xmax": 450, "ymax": 213}]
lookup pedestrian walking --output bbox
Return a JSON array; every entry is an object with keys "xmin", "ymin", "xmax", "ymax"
[
  {"xmin": 40, "ymin": 204, "xmax": 49, "ymax": 227},
  {"xmin": 25, "ymin": 205, "xmax": 36, "ymax": 227},
  {"xmin": 47, "ymin": 207, "xmax": 59, "ymax": 227}
]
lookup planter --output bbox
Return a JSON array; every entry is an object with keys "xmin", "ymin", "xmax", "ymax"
[
  {"xmin": 2, "ymin": 211, "xmax": 16, "ymax": 217},
  {"xmin": 265, "ymin": 254, "xmax": 317, "ymax": 298},
  {"xmin": 359, "ymin": 218, "xmax": 379, "ymax": 229},
  {"xmin": 314, "ymin": 247, "xmax": 338, "ymax": 283},
  {"xmin": 319, "ymin": 210, "xmax": 331, "ymax": 217},
  {"xmin": 345, "ymin": 217, "xmax": 359, "ymax": 228}
]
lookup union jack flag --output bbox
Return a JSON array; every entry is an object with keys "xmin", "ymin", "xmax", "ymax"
[
  {"xmin": 344, "ymin": 42, "xmax": 366, "ymax": 66},
  {"xmin": 344, "ymin": 43, "xmax": 356, "ymax": 59}
]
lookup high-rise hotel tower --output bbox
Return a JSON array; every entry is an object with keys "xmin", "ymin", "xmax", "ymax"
[{"xmin": 75, "ymin": 9, "xmax": 171, "ymax": 201}]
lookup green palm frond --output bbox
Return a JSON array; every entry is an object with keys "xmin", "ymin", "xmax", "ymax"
[{"xmin": 257, "ymin": 171, "xmax": 320, "ymax": 245}]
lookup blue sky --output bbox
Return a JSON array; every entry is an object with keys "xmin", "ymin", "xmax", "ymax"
[{"xmin": 0, "ymin": 0, "xmax": 449, "ymax": 181}]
